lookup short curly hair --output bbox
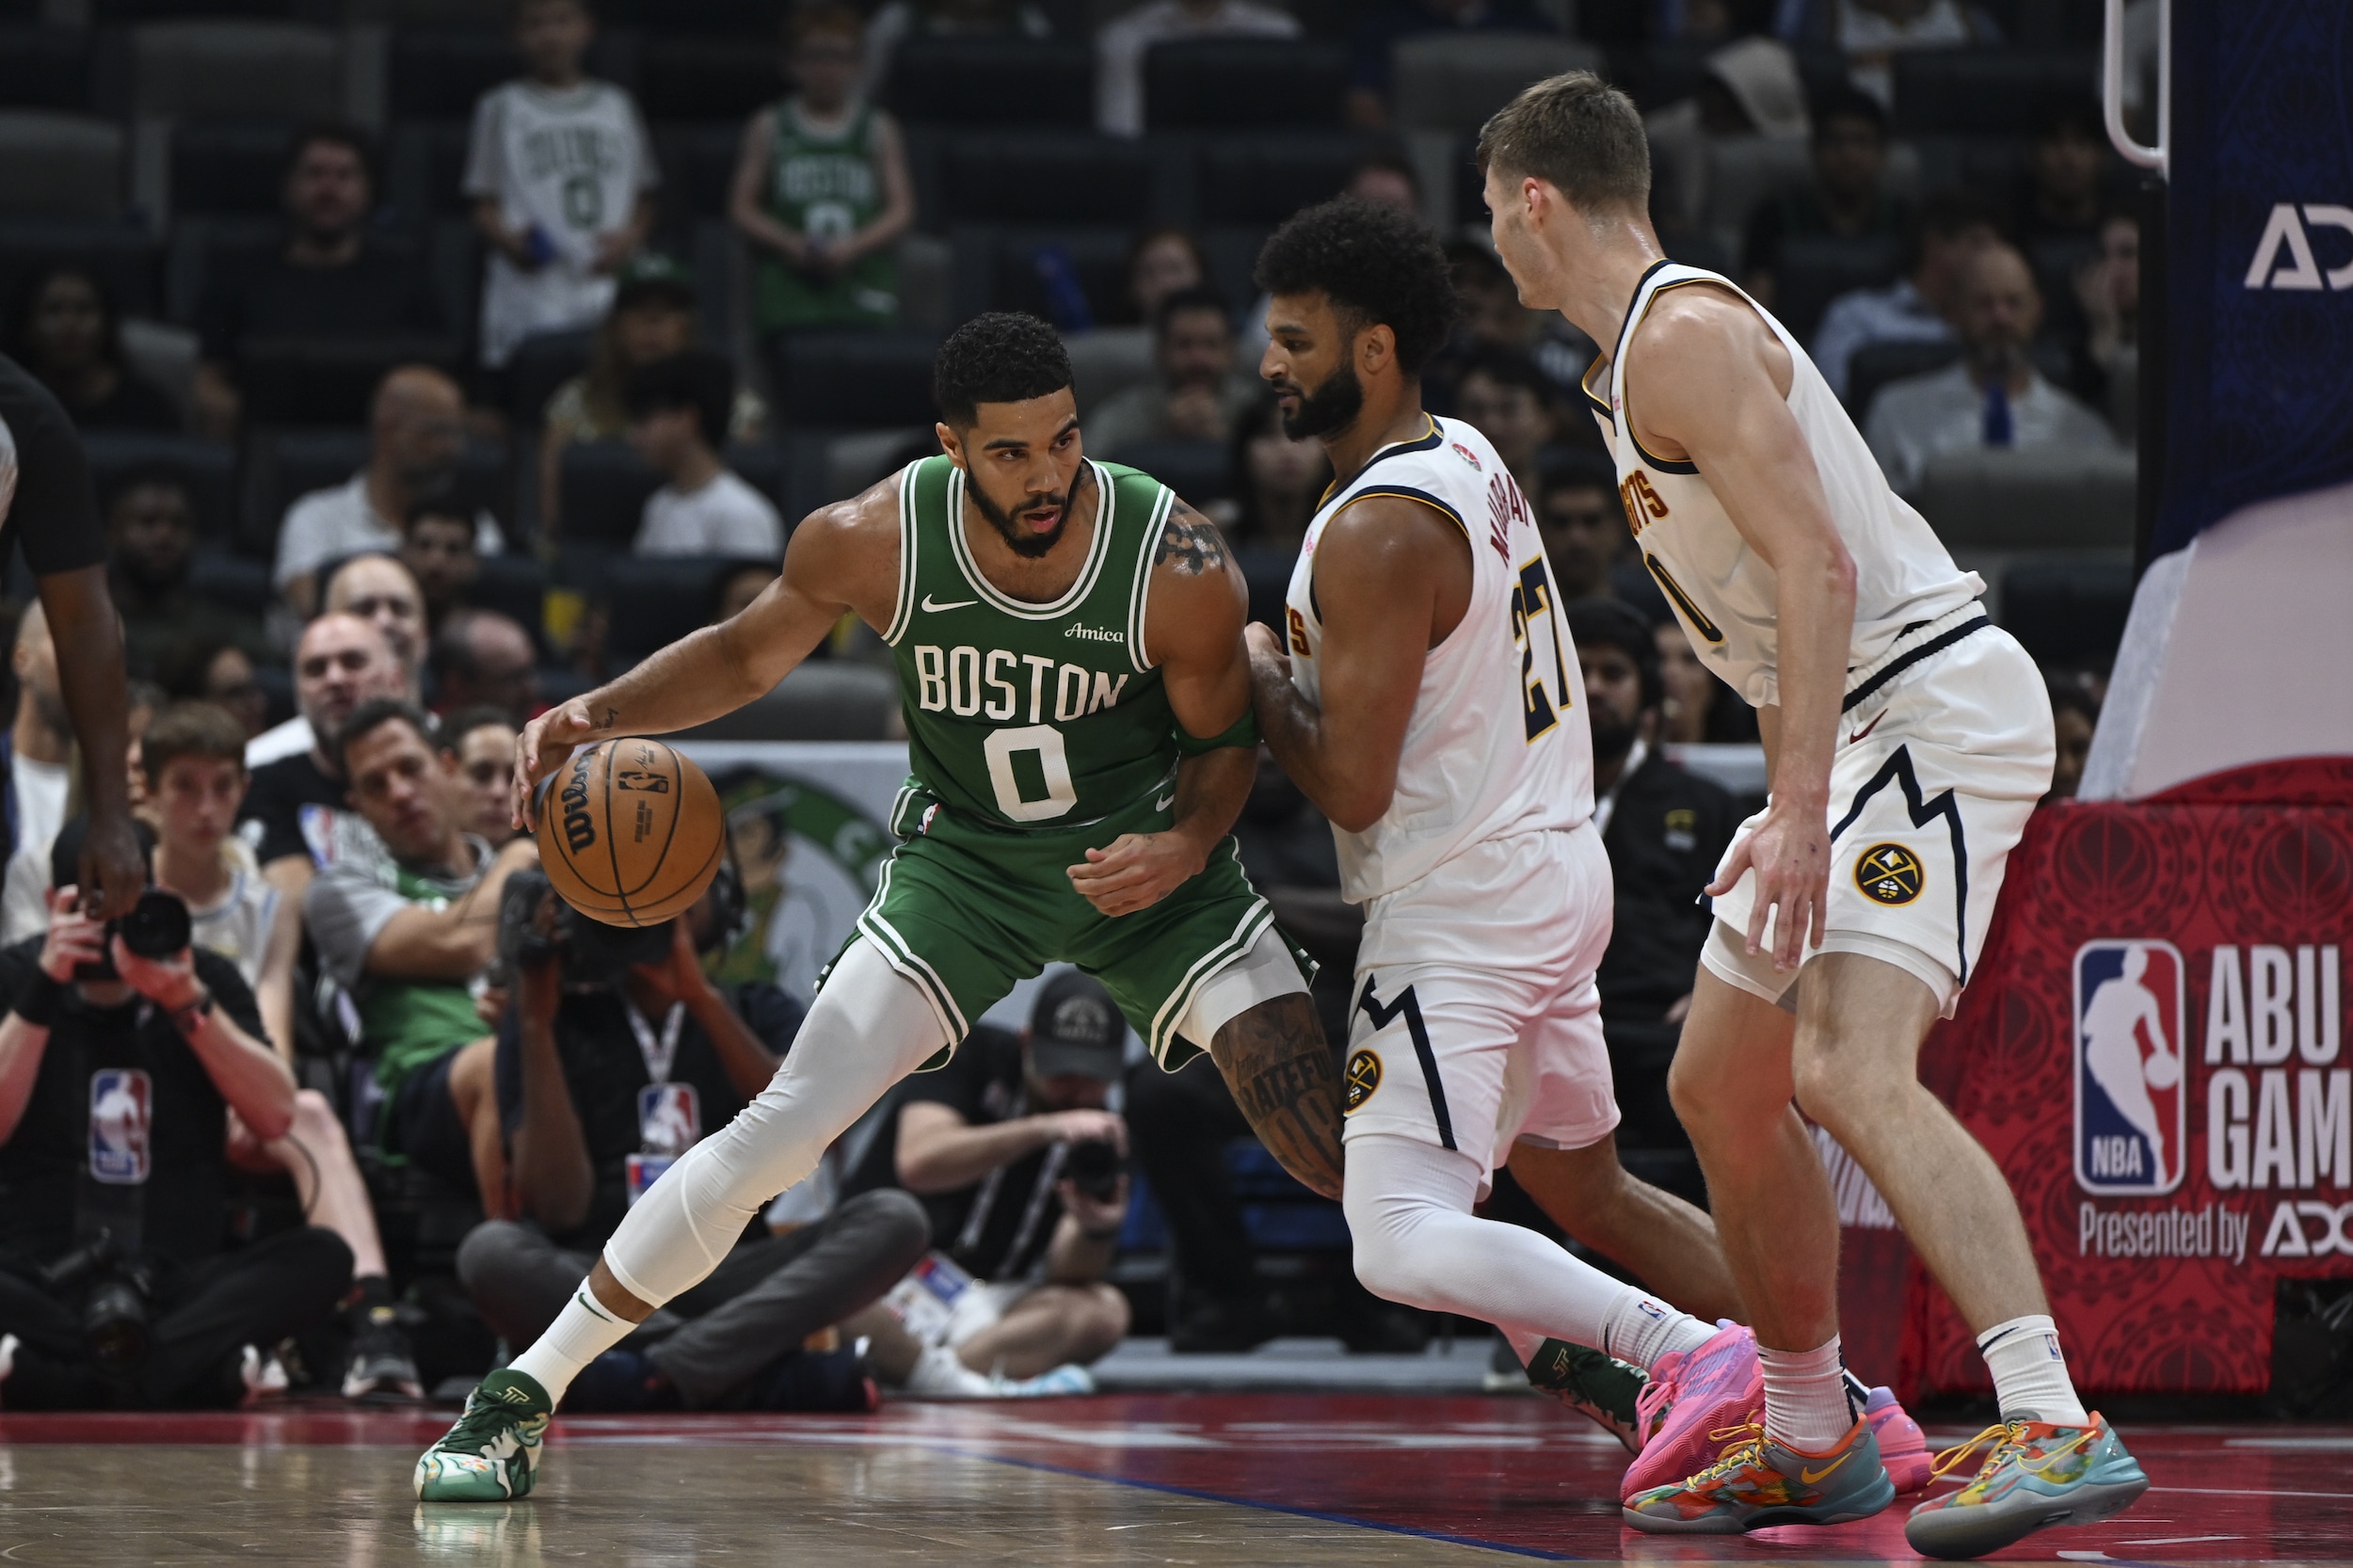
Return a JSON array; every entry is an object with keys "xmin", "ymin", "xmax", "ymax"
[
  {"xmin": 933, "ymin": 312, "xmax": 1073, "ymax": 427},
  {"xmin": 1252, "ymin": 198, "xmax": 1459, "ymax": 377}
]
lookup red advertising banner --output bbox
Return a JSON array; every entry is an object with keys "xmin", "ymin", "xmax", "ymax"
[{"xmin": 1885, "ymin": 760, "xmax": 2353, "ymax": 1399}]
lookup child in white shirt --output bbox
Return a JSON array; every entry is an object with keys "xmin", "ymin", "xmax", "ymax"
[{"xmin": 624, "ymin": 350, "xmax": 784, "ymax": 560}]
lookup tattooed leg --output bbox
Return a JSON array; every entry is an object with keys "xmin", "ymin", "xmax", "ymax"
[{"xmin": 1209, "ymin": 993, "xmax": 1345, "ymax": 1200}]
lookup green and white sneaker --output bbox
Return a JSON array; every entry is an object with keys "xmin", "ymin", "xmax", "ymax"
[
  {"xmin": 413, "ymin": 1370, "xmax": 552, "ymax": 1501},
  {"xmin": 1523, "ymin": 1338, "xmax": 1650, "ymax": 1452}
]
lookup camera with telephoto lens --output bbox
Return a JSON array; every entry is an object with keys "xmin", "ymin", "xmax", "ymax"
[
  {"xmin": 1064, "ymin": 1137, "xmax": 1124, "ymax": 1202},
  {"xmin": 38, "ymin": 1229, "xmax": 154, "ymax": 1369},
  {"xmin": 73, "ymin": 888, "xmax": 192, "ymax": 983},
  {"xmin": 496, "ymin": 869, "xmax": 672, "ymax": 986}
]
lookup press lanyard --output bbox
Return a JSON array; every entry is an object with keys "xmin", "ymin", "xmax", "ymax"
[
  {"xmin": 1592, "ymin": 737, "xmax": 1647, "ymax": 840},
  {"xmin": 623, "ymin": 1000, "xmax": 687, "ymax": 1085}
]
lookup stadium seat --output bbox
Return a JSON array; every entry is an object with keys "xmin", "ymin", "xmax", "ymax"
[
  {"xmin": 1703, "ymin": 135, "xmax": 1815, "ymax": 254},
  {"xmin": 600, "ymin": 554, "xmax": 759, "ymax": 663},
  {"xmin": 554, "ymin": 440, "xmax": 664, "ymax": 552},
  {"xmin": 1846, "ymin": 338, "xmax": 1961, "ymax": 424},
  {"xmin": 651, "ymin": 124, "xmax": 743, "ymax": 223},
  {"xmin": 1144, "ymin": 40, "xmax": 1349, "ymax": 130},
  {"xmin": 1890, "ymin": 48, "xmax": 2099, "ymax": 137},
  {"xmin": 0, "ymin": 113, "xmax": 123, "ymax": 219},
  {"xmin": 235, "ymin": 335, "xmax": 464, "ymax": 428},
  {"xmin": 640, "ymin": 34, "xmax": 783, "ymax": 125},
  {"xmin": 1109, "ymin": 440, "xmax": 1233, "ymax": 511},
  {"xmin": 0, "ymin": 25, "xmax": 95, "ymax": 115},
  {"xmin": 1771, "ymin": 231, "xmax": 1906, "ymax": 346},
  {"xmin": 185, "ymin": 549, "xmax": 270, "ymax": 619},
  {"xmin": 388, "ymin": 27, "xmax": 521, "ymax": 120},
  {"xmin": 1998, "ymin": 556, "xmax": 2136, "ymax": 668},
  {"xmin": 949, "ymin": 224, "xmax": 1137, "ymax": 328},
  {"xmin": 1193, "ymin": 134, "xmax": 1390, "ymax": 227},
  {"xmin": 504, "ymin": 328, "xmax": 596, "ymax": 431},
  {"xmin": 164, "ymin": 215, "xmax": 277, "ymax": 326},
  {"xmin": 885, "ymin": 37, "xmax": 1093, "ymax": 128},
  {"xmin": 1195, "ymin": 225, "xmax": 1276, "ymax": 317},
  {"xmin": 1388, "ymin": 32, "xmax": 1602, "ymax": 132},
  {"xmin": 471, "ymin": 551, "xmax": 550, "ymax": 637},
  {"xmin": 0, "ymin": 218, "xmax": 163, "ymax": 320},
  {"xmin": 81, "ymin": 432, "xmax": 238, "ymax": 541},
  {"xmin": 384, "ymin": 121, "xmax": 474, "ymax": 224},
  {"xmin": 1064, "ymin": 328, "xmax": 1155, "ymax": 421},
  {"xmin": 769, "ymin": 330, "xmax": 940, "ymax": 431},
  {"xmin": 169, "ymin": 120, "xmax": 298, "ymax": 218},
  {"xmin": 1904, "ymin": 134, "xmax": 2026, "ymax": 201},
  {"xmin": 1910, "ymin": 446, "xmax": 2136, "ymax": 550},
  {"xmin": 931, "ymin": 133, "xmax": 1162, "ymax": 227},
  {"xmin": 129, "ymin": 22, "xmax": 344, "ymax": 121},
  {"xmin": 672, "ymin": 662, "xmax": 899, "ymax": 743}
]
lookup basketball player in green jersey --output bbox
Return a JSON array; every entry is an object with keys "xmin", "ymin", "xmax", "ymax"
[{"xmin": 415, "ymin": 313, "xmax": 1344, "ymax": 1500}]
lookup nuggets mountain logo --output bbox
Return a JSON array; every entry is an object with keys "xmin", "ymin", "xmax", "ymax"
[
  {"xmin": 2073, "ymin": 940, "xmax": 2186, "ymax": 1195},
  {"xmin": 1345, "ymin": 1049, "xmax": 1381, "ymax": 1112},
  {"xmin": 1854, "ymin": 842, "xmax": 1923, "ymax": 905}
]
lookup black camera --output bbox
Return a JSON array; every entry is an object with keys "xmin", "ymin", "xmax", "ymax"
[
  {"xmin": 75, "ymin": 889, "xmax": 191, "ymax": 982},
  {"xmin": 497, "ymin": 869, "xmax": 672, "ymax": 985},
  {"xmin": 38, "ymin": 1229, "xmax": 154, "ymax": 1369},
  {"xmin": 1064, "ymin": 1137, "xmax": 1124, "ymax": 1202}
]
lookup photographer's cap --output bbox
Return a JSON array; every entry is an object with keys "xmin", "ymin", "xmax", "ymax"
[
  {"xmin": 50, "ymin": 815, "xmax": 155, "ymax": 893},
  {"xmin": 1025, "ymin": 970, "xmax": 1125, "ymax": 1082}
]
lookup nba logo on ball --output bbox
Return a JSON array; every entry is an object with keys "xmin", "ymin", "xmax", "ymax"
[{"xmin": 2072, "ymin": 940, "xmax": 2185, "ymax": 1195}]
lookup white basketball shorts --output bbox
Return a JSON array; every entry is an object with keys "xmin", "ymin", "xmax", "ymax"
[
  {"xmin": 1704, "ymin": 610, "xmax": 2055, "ymax": 1019},
  {"xmin": 1341, "ymin": 822, "xmax": 1619, "ymax": 1184}
]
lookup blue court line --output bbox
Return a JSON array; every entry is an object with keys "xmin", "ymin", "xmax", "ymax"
[{"xmin": 964, "ymin": 1448, "xmax": 1583, "ymax": 1561}]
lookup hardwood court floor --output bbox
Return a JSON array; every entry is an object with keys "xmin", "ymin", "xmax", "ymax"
[{"xmin": 1, "ymin": 1395, "xmax": 2347, "ymax": 1565}]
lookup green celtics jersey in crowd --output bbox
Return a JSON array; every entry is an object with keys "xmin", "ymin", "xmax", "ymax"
[
  {"xmin": 883, "ymin": 455, "xmax": 1181, "ymax": 833},
  {"xmin": 753, "ymin": 98, "xmax": 898, "ymax": 330}
]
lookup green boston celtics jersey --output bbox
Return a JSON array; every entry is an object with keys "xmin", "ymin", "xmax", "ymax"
[
  {"xmin": 753, "ymin": 98, "xmax": 897, "ymax": 330},
  {"xmin": 883, "ymin": 456, "xmax": 1179, "ymax": 833}
]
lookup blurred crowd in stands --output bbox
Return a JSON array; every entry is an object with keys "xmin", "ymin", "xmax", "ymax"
[{"xmin": 0, "ymin": 0, "xmax": 2136, "ymax": 1411}]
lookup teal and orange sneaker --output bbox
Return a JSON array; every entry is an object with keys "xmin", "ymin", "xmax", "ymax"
[
  {"xmin": 412, "ymin": 1369, "xmax": 552, "ymax": 1501},
  {"xmin": 1623, "ymin": 1416, "xmax": 1896, "ymax": 1533},
  {"xmin": 1903, "ymin": 1413, "xmax": 2148, "ymax": 1559}
]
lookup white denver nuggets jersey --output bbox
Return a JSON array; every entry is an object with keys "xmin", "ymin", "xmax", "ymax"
[
  {"xmin": 1587, "ymin": 262, "xmax": 1983, "ymax": 709},
  {"xmin": 1283, "ymin": 415, "xmax": 1592, "ymax": 904}
]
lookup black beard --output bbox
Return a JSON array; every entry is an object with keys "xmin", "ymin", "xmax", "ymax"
[
  {"xmin": 1588, "ymin": 712, "xmax": 1638, "ymax": 766},
  {"xmin": 969, "ymin": 472, "xmax": 1072, "ymax": 560},
  {"xmin": 1278, "ymin": 360, "xmax": 1365, "ymax": 440}
]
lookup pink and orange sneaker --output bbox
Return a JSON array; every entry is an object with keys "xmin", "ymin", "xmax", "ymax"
[
  {"xmin": 1617, "ymin": 1321, "xmax": 1760, "ymax": 1502},
  {"xmin": 1865, "ymin": 1384, "xmax": 1931, "ymax": 1493}
]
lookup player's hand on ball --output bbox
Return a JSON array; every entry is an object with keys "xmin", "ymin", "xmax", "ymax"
[
  {"xmin": 512, "ymin": 699, "xmax": 602, "ymax": 830},
  {"xmin": 1067, "ymin": 832, "xmax": 1204, "ymax": 918},
  {"xmin": 1707, "ymin": 799, "xmax": 1830, "ymax": 971}
]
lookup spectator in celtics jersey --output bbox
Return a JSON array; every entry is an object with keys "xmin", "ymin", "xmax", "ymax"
[
  {"xmin": 729, "ymin": 1, "xmax": 916, "ymax": 356},
  {"xmin": 464, "ymin": 0, "xmax": 658, "ymax": 370}
]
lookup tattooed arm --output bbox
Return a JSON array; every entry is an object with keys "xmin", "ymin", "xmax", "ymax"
[
  {"xmin": 1210, "ymin": 991, "xmax": 1345, "ymax": 1200},
  {"xmin": 1067, "ymin": 501, "xmax": 1254, "ymax": 918}
]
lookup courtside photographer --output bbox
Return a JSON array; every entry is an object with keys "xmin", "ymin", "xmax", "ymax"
[
  {"xmin": 456, "ymin": 866, "xmax": 926, "ymax": 1412},
  {"xmin": 0, "ymin": 820, "xmax": 349, "ymax": 1408}
]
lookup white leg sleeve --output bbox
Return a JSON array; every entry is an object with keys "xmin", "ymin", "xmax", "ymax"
[
  {"xmin": 1344, "ymin": 1132, "xmax": 1651, "ymax": 1354},
  {"xmin": 600, "ymin": 937, "xmax": 950, "ymax": 1307}
]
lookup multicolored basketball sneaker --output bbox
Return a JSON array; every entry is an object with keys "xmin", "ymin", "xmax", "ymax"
[
  {"xmin": 1865, "ymin": 1384, "xmax": 1932, "ymax": 1493},
  {"xmin": 1618, "ymin": 1321, "xmax": 1760, "ymax": 1501},
  {"xmin": 1903, "ymin": 1414, "xmax": 2148, "ymax": 1559},
  {"xmin": 1523, "ymin": 1339, "xmax": 1649, "ymax": 1452},
  {"xmin": 413, "ymin": 1369, "xmax": 552, "ymax": 1501},
  {"xmin": 1623, "ymin": 1416, "xmax": 1897, "ymax": 1533}
]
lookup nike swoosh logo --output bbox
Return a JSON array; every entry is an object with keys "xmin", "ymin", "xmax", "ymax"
[
  {"xmin": 1848, "ymin": 712, "xmax": 1885, "ymax": 745},
  {"xmin": 1800, "ymin": 1453, "xmax": 1850, "ymax": 1484},
  {"xmin": 1154, "ymin": 793, "xmax": 1176, "ymax": 811},
  {"xmin": 920, "ymin": 595, "xmax": 977, "ymax": 613}
]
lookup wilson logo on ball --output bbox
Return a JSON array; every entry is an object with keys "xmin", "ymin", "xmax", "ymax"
[{"xmin": 561, "ymin": 758, "xmax": 598, "ymax": 855}]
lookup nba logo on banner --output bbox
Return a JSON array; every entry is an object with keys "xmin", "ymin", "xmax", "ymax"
[
  {"xmin": 88, "ymin": 1069, "xmax": 152, "ymax": 1185},
  {"xmin": 2073, "ymin": 941, "xmax": 2186, "ymax": 1195}
]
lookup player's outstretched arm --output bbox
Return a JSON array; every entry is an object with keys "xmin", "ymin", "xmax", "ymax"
[
  {"xmin": 1067, "ymin": 502, "xmax": 1255, "ymax": 918},
  {"xmin": 512, "ymin": 481, "xmax": 901, "ymax": 828},
  {"xmin": 1242, "ymin": 495, "xmax": 1467, "ymax": 833},
  {"xmin": 1628, "ymin": 292, "xmax": 1857, "ymax": 970}
]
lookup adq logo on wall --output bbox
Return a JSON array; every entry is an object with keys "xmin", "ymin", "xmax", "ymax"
[
  {"xmin": 2073, "ymin": 940, "xmax": 2187, "ymax": 1195},
  {"xmin": 2245, "ymin": 203, "xmax": 2353, "ymax": 290}
]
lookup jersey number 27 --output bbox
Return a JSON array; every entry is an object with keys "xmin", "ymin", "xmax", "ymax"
[{"xmin": 1510, "ymin": 557, "xmax": 1571, "ymax": 743}]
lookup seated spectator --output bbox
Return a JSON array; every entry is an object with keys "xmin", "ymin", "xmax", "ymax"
[
  {"xmin": 1812, "ymin": 190, "xmax": 2001, "ymax": 403},
  {"xmin": 306, "ymin": 700, "xmax": 539, "ymax": 1210},
  {"xmin": 1430, "ymin": 243, "xmax": 1593, "ymax": 416},
  {"xmin": 5, "ymin": 265, "xmax": 178, "ymax": 433},
  {"xmin": 1451, "ymin": 345, "xmax": 1555, "ymax": 500},
  {"xmin": 2073, "ymin": 208, "xmax": 2140, "ymax": 435},
  {"xmin": 2046, "ymin": 673, "xmax": 2100, "ymax": 801},
  {"xmin": 0, "ymin": 676, "xmax": 165, "ymax": 946},
  {"xmin": 168, "ymin": 642, "xmax": 270, "ymax": 742},
  {"xmin": 1223, "ymin": 392, "xmax": 1327, "ymax": 552},
  {"xmin": 1646, "ymin": 36, "xmax": 1811, "ymax": 246},
  {"xmin": 1741, "ymin": 87, "xmax": 1910, "ymax": 311},
  {"xmin": 538, "ymin": 256, "xmax": 767, "ymax": 536},
  {"xmin": 192, "ymin": 126, "xmax": 446, "ymax": 440},
  {"xmin": 1537, "ymin": 450, "xmax": 1638, "ymax": 603},
  {"xmin": 844, "ymin": 972, "xmax": 1131, "ymax": 1388},
  {"xmin": 1125, "ymin": 227, "xmax": 1211, "ymax": 328},
  {"xmin": 466, "ymin": 0, "xmax": 656, "ymax": 371},
  {"xmin": 431, "ymin": 609, "xmax": 542, "ymax": 728},
  {"xmin": 324, "ymin": 554, "xmax": 430, "ymax": 701},
  {"xmin": 103, "ymin": 467, "xmax": 262, "ymax": 687},
  {"xmin": 274, "ymin": 366, "xmax": 502, "ymax": 618},
  {"xmin": 438, "ymin": 707, "xmax": 521, "ymax": 848},
  {"xmin": 460, "ymin": 875, "xmax": 928, "ymax": 1412},
  {"xmin": 863, "ymin": 0, "xmax": 1053, "ymax": 97},
  {"xmin": 1085, "ymin": 286, "xmax": 1258, "ymax": 458},
  {"xmin": 1656, "ymin": 616, "xmax": 1758, "ymax": 744},
  {"xmin": 1865, "ymin": 242, "xmax": 2118, "ymax": 492},
  {"xmin": 138, "ymin": 704, "xmax": 423, "ymax": 1400},
  {"xmin": 399, "ymin": 504, "xmax": 480, "ymax": 633},
  {"xmin": 733, "ymin": 4, "xmax": 916, "ymax": 343},
  {"xmin": 1345, "ymin": 0, "xmax": 1557, "ymax": 129},
  {"xmin": 236, "ymin": 614, "xmax": 406, "ymax": 907},
  {"xmin": 2012, "ymin": 102, "xmax": 2110, "ymax": 256},
  {"xmin": 0, "ymin": 820, "xmax": 351, "ymax": 1409},
  {"xmin": 1096, "ymin": 1, "xmax": 1301, "ymax": 137},
  {"xmin": 1781, "ymin": 0, "xmax": 2002, "ymax": 106},
  {"xmin": 712, "ymin": 564, "xmax": 779, "ymax": 626},
  {"xmin": 625, "ymin": 352, "xmax": 784, "ymax": 559}
]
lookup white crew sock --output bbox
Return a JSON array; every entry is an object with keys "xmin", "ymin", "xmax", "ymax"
[
  {"xmin": 1977, "ymin": 1314, "xmax": 2089, "ymax": 1426},
  {"xmin": 506, "ymin": 1284, "xmax": 629, "ymax": 1406},
  {"xmin": 1599, "ymin": 1291, "xmax": 1717, "ymax": 1370},
  {"xmin": 1759, "ymin": 1336, "xmax": 1858, "ymax": 1451}
]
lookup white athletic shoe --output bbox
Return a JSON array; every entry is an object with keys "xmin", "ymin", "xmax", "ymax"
[{"xmin": 902, "ymin": 1346, "xmax": 1096, "ymax": 1400}]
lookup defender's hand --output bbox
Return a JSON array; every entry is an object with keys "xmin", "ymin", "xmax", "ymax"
[
  {"xmin": 1706, "ymin": 798, "xmax": 1829, "ymax": 972},
  {"xmin": 77, "ymin": 807, "xmax": 147, "ymax": 921},
  {"xmin": 512, "ymin": 699, "xmax": 602, "ymax": 830},
  {"xmin": 1066, "ymin": 832, "xmax": 1204, "ymax": 919}
]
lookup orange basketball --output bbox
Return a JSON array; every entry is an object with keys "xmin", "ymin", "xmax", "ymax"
[{"xmin": 536, "ymin": 737, "xmax": 726, "ymax": 928}]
